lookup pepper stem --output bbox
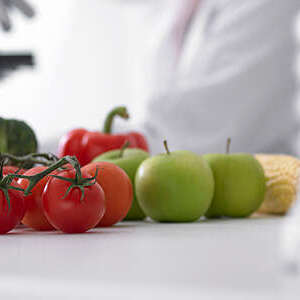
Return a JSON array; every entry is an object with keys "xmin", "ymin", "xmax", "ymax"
[
  {"xmin": 163, "ymin": 140, "xmax": 171, "ymax": 155},
  {"xmin": 103, "ymin": 106, "xmax": 129, "ymax": 134},
  {"xmin": 119, "ymin": 141, "xmax": 130, "ymax": 158},
  {"xmin": 226, "ymin": 137, "xmax": 231, "ymax": 154}
]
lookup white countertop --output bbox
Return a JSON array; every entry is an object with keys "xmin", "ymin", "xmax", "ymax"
[{"xmin": 0, "ymin": 216, "xmax": 298, "ymax": 300}]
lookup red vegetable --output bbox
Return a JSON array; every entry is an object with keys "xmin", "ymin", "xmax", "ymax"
[
  {"xmin": 58, "ymin": 106, "xmax": 149, "ymax": 166},
  {"xmin": 0, "ymin": 177, "xmax": 26, "ymax": 234},
  {"xmin": 3, "ymin": 166, "xmax": 25, "ymax": 184},
  {"xmin": 18, "ymin": 166, "xmax": 57, "ymax": 231},
  {"xmin": 42, "ymin": 169, "xmax": 105, "ymax": 233},
  {"xmin": 3, "ymin": 166, "xmax": 25, "ymax": 175},
  {"xmin": 82, "ymin": 161, "xmax": 133, "ymax": 227}
]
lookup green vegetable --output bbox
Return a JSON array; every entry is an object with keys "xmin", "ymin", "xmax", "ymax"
[{"xmin": 0, "ymin": 118, "xmax": 38, "ymax": 167}]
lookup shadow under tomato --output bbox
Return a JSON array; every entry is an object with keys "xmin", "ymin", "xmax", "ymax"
[{"xmin": 4, "ymin": 226, "xmax": 134, "ymax": 236}]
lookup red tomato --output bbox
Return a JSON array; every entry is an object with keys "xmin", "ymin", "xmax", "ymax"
[
  {"xmin": 42, "ymin": 169, "xmax": 105, "ymax": 233},
  {"xmin": 18, "ymin": 166, "xmax": 57, "ymax": 231},
  {"xmin": 82, "ymin": 162, "xmax": 133, "ymax": 227},
  {"xmin": 0, "ymin": 181, "xmax": 26, "ymax": 234},
  {"xmin": 60, "ymin": 163, "xmax": 74, "ymax": 170},
  {"xmin": 3, "ymin": 166, "xmax": 25, "ymax": 175},
  {"xmin": 2, "ymin": 166, "xmax": 25, "ymax": 185}
]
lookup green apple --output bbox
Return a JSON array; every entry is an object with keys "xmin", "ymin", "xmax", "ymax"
[
  {"xmin": 93, "ymin": 147, "xmax": 150, "ymax": 220},
  {"xmin": 135, "ymin": 141, "xmax": 214, "ymax": 222},
  {"xmin": 203, "ymin": 139, "xmax": 266, "ymax": 218}
]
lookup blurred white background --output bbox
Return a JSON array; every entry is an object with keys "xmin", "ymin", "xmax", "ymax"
[
  {"xmin": 0, "ymin": 0, "xmax": 150, "ymax": 149},
  {"xmin": 0, "ymin": 0, "xmax": 300, "ymax": 155},
  {"xmin": 1, "ymin": 2, "xmax": 300, "ymax": 299}
]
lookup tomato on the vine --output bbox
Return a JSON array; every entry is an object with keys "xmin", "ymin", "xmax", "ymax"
[
  {"xmin": 82, "ymin": 162, "xmax": 133, "ymax": 227},
  {"xmin": 18, "ymin": 166, "xmax": 57, "ymax": 231},
  {"xmin": 42, "ymin": 169, "xmax": 105, "ymax": 233},
  {"xmin": 0, "ymin": 181, "xmax": 26, "ymax": 234},
  {"xmin": 3, "ymin": 166, "xmax": 25, "ymax": 175}
]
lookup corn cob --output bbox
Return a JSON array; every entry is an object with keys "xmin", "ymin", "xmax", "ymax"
[{"xmin": 255, "ymin": 154, "xmax": 300, "ymax": 215}]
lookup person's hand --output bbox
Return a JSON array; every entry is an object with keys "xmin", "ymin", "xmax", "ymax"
[{"xmin": 0, "ymin": 0, "xmax": 34, "ymax": 31}]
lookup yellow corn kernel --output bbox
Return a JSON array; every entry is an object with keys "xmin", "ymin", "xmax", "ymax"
[{"xmin": 255, "ymin": 154, "xmax": 300, "ymax": 214}]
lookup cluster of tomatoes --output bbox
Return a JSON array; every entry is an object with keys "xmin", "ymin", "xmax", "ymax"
[{"xmin": 0, "ymin": 159, "xmax": 133, "ymax": 234}]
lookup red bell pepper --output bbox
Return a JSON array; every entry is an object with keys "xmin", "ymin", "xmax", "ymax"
[{"xmin": 58, "ymin": 106, "xmax": 149, "ymax": 166}]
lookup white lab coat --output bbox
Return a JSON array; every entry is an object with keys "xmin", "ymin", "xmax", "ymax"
[{"xmin": 136, "ymin": 0, "xmax": 300, "ymax": 155}]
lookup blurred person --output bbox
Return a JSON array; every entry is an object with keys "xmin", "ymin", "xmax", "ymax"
[
  {"xmin": 136, "ymin": 0, "xmax": 300, "ymax": 155},
  {"xmin": 1, "ymin": 0, "xmax": 299, "ymax": 158}
]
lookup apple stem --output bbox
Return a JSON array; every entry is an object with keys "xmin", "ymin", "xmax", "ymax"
[
  {"xmin": 119, "ymin": 140, "xmax": 130, "ymax": 158},
  {"xmin": 226, "ymin": 137, "xmax": 231, "ymax": 154},
  {"xmin": 163, "ymin": 140, "xmax": 171, "ymax": 155}
]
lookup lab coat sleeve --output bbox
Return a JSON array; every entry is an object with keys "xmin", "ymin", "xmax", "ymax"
[{"xmin": 141, "ymin": 0, "xmax": 300, "ymax": 155}]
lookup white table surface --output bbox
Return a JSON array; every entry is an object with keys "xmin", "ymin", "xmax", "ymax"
[{"xmin": 0, "ymin": 216, "xmax": 298, "ymax": 300}]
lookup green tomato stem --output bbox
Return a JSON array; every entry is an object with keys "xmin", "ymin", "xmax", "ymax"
[
  {"xmin": 1, "ymin": 155, "xmax": 97, "ymax": 209},
  {"xmin": 102, "ymin": 106, "xmax": 129, "ymax": 134},
  {"xmin": 51, "ymin": 168, "xmax": 99, "ymax": 202},
  {"xmin": 8, "ymin": 155, "xmax": 81, "ymax": 196},
  {"xmin": 0, "ymin": 159, "xmax": 25, "ymax": 209},
  {"xmin": 0, "ymin": 152, "xmax": 59, "ymax": 168}
]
